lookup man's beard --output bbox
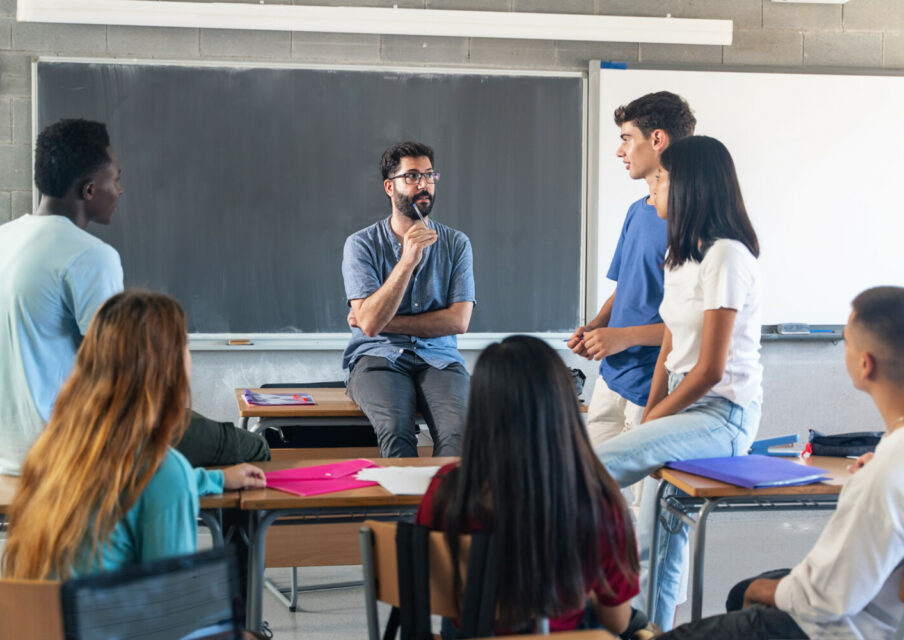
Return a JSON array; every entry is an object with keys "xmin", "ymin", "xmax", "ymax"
[{"xmin": 396, "ymin": 190, "xmax": 435, "ymax": 220}]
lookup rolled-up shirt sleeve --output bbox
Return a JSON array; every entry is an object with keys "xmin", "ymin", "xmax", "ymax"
[
  {"xmin": 447, "ymin": 234, "xmax": 475, "ymax": 305},
  {"xmin": 343, "ymin": 234, "xmax": 381, "ymax": 303}
]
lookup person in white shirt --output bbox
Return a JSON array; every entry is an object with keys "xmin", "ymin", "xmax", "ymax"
[
  {"xmin": 596, "ymin": 135, "xmax": 763, "ymax": 630},
  {"xmin": 660, "ymin": 285, "xmax": 904, "ymax": 639}
]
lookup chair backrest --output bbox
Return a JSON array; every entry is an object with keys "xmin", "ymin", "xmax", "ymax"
[
  {"xmin": 0, "ymin": 578, "xmax": 64, "ymax": 639},
  {"xmin": 361, "ymin": 519, "xmax": 467, "ymax": 619},
  {"xmin": 60, "ymin": 547, "xmax": 244, "ymax": 640},
  {"xmin": 360, "ymin": 520, "xmax": 547, "ymax": 639}
]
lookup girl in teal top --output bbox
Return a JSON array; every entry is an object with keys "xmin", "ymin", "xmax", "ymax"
[{"xmin": 2, "ymin": 290, "xmax": 264, "ymax": 579}]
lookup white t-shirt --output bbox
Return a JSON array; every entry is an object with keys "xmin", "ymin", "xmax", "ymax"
[
  {"xmin": 658, "ymin": 239, "xmax": 763, "ymax": 408},
  {"xmin": 774, "ymin": 427, "xmax": 904, "ymax": 640}
]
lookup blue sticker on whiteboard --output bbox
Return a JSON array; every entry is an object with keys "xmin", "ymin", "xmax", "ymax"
[{"xmin": 600, "ymin": 61, "xmax": 628, "ymax": 69}]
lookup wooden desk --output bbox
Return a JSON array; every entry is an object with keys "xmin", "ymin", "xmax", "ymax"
[
  {"xmin": 648, "ymin": 455, "xmax": 853, "ymax": 622},
  {"xmin": 236, "ymin": 388, "xmax": 365, "ymax": 426},
  {"xmin": 243, "ymin": 455, "xmax": 455, "ymax": 632}
]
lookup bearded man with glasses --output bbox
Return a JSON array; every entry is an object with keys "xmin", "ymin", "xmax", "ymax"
[{"xmin": 341, "ymin": 141, "xmax": 475, "ymax": 458}]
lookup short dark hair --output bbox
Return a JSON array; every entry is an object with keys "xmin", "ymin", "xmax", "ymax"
[
  {"xmin": 34, "ymin": 119, "xmax": 111, "ymax": 198},
  {"xmin": 433, "ymin": 335, "xmax": 638, "ymax": 627},
  {"xmin": 614, "ymin": 91, "xmax": 696, "ymax": 141},
  {"xmin": 851, "ymin": 286, "xmax": 904, "ymax": 385},
  {"xmin": 660, "ymin": 135, "xmax": 759, "ymax": 269},
  {"xmin": 379, "ymin": 141, "xmax": 434, "ymax": 179}
]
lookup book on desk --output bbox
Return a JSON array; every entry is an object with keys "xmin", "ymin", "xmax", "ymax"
[{"xmin": 666, "ymin": 454, "xmax": 830, "ymax": 489}]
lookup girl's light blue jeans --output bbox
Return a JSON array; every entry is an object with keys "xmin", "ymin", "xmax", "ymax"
[{"xmin": 595, "ymin": 373, "xmax": 761, "ymax": 631}]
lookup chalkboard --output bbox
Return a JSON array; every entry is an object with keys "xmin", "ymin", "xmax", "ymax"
[
  {"xmin": 593, "ymin": 65, "xmax": 903, "ymax": 325},
  {"xmin": 36, "ymin": 60, "xmax": 584, "ymax": 334}
]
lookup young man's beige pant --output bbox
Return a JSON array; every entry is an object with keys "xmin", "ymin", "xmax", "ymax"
[{"xmin": 586, "ymin": 376, "xmax": 646, "ymax": 511}]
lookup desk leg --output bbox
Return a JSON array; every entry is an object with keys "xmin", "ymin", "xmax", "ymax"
[
  {"xmin": 690, "ymin": 498, "xmax": 722, "ymax": 621},
  {"xmin": 240, "ymin": 417, "xmax": 249, "ymax": 431},
  {"xmin": 247, "ymin": 509, "xmax": 282, "ymax": 632},
  {"xmin": 199, "ymin": 509, "xmax": 224, "ymax": 547},
  {"xmin": 646, "ymin": 479, "xmax": 668, "ymax": 625}
]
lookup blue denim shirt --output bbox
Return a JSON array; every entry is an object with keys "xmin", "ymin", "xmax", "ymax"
[{"xmin": 342, "ymin": 216, "xmax": 475, "ymax": 378}]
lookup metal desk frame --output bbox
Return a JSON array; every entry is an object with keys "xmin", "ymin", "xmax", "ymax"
[
  {"xmin": 646, "ymin": 479, "xmax": 840, "ymax": 622},
  {"xmin": 246, "ymin": 505, "xmax": 419, "ymax": 631}
]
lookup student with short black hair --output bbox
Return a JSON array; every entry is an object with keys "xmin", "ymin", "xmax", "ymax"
[
  {"xmin": 0, "ymin": 118, "xmax": 269, "ymax": 476},
  {"xmin": 596, "ymin": 135, "xmax": 764, "ymax": 630},
  {"xmin": 660, "ymin": 286, "xmax": 904, "ymax": 639},
  {"xmin": 568, "ymin": 91, "xmax": 696, "ymax": 450},
  {"xmin": 415, "ymin": 335, "xmax": 640, "ymax": 637}
]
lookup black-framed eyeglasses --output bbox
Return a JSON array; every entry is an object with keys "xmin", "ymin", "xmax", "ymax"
[{"xmin": 387, "ymin": 171, "xmax": 441, "ymax": 185}]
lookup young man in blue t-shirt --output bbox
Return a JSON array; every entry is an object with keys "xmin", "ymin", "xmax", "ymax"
[{"xmin": 568, "ymin": 92, "xmax": 695, "ymax": 449}]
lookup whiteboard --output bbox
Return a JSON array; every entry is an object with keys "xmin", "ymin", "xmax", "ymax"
[{"xmin": 595, "ymin": 67, "xmax": 904, "ymax": 325}]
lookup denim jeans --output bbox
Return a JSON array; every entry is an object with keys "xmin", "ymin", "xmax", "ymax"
[{"xmin": 595, "ymin": 373, "xmax": 761, "ymax": 630}]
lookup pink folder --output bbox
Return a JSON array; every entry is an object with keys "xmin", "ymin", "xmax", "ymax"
[{"xmin": 265, "ymin": 459, "xmax": 379, "ymax": 497}]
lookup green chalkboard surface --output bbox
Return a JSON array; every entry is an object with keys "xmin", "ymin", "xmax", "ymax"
[{"xmin": 37, "ymin": 60, "xmax": 584, "ymax": 334}]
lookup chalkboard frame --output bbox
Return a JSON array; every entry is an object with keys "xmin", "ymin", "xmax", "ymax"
[{"xmin": 33, "ymin": 57, "xmax": 589, "ymax": 349}]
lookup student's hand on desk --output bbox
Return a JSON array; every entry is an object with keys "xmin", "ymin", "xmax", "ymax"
[
  {"xmin": 400, "ymin": 224, "xmax": 437, "ymax": 267},
  {"xmin": 583, "ymin": 327, "xmax": 631, "ymax": 360},
  {"xmin": 222, "ymin": 463, "xmax": 267, "ymax": 490},
  {"xmin": 846, "ymin": 451, "xmax": 874, "ymax": 474}
]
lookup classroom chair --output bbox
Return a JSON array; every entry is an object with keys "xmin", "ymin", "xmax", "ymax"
[
  {"xmin": 360, "ymin": 520, "xmax": 615, "ymax": 639},
  {"xmin": 0, "ymin": 577, "xmax": 63, "ymax": 639},
  {"xmin": 0, "ymin": 547, "xmax": 245, "ymax": 640}
]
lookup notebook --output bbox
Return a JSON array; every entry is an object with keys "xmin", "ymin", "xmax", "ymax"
[
  {"xmin": 665, "ymin": 455, "xmax": 830, "ymax": 489},
  {"xmin": 243, "ymin": 389, "xmax": 315, "ymax": 406}
]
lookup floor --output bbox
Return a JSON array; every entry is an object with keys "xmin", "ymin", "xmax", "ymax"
[{"xmin": 232, "ymin": 509, "xmax": 829, "ymax": 639}]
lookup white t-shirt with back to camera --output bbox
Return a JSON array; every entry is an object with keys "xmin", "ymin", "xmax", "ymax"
[{"xmin": 658, "ymin": 239, "xmax": 763, "ymax": 408}]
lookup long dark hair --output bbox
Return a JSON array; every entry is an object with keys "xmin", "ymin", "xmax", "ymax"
[
  {"xmin": 433, "ymin": 335, "xmax": 638, "ymax": 628},
  {"xmin": 661, "ymin": 135, "xmax": 759, "ymax": 269}
]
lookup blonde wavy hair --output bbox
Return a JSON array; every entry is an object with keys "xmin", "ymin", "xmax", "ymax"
[{"xmin": 2, "ymin": 290, "xmax": 190, "ymax": 579}]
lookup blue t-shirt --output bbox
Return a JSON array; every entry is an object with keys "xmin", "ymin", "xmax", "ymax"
[
  {"xmin": 341, "ymin": 216, "xmax": 476, "ymax": 378},
  {"xmin": 599, "ymin": 196, "xmax": 667, "ymax": 406}
]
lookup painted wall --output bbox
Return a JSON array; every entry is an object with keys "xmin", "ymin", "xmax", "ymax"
[{"xmin": 1, "ymin": 0, "xmax": 893, "ymax": 438}]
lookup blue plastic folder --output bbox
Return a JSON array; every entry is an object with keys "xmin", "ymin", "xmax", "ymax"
[{"xmin": 665, "ymin": 455, "xmax": 830, "ymax": 489}]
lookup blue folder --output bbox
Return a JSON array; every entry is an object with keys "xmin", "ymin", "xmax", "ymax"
[{"xmin": 665, "ymin": 454, "xmax": 830, "ymax": 489}]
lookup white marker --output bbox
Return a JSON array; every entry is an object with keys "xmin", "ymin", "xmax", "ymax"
[{"xmin": 412, "ymin": 203, "xmax": 430, "ymax": 229}]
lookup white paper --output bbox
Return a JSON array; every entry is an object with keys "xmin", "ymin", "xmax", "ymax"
[{"xmin": 355, "ymin": 466, "xmax": 441, "ymax": 495}]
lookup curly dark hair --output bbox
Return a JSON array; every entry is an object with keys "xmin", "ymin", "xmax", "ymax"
[
  {"xmin": 34, "ymin": 119, "xmax": 111, "ymax": 198},
  {"xmin": 614, "ymin": 91, "xmax": 696, "ymax": 142},
  {"xmin": 379, "ymin": 141, "xmax": 434, "ymax": 179}
]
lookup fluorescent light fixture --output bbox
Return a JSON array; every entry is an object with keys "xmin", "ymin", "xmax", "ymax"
[
  {"xmin": 771, "ymin": 0, "xmax": 849, "ymax": 3},
  {"xmin": 18, "ymin": 0, "xmax": 733, "ymax": 46}
]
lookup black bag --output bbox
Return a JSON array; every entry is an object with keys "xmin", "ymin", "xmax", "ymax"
[{"xmin": 807, "ymin": 429, "xmax": 882, "ymax": 457}]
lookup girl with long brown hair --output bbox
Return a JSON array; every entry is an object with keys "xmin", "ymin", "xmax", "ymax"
[{"xmin": 2, "ymin": 290, "xmax": 264, "ymax": 579}]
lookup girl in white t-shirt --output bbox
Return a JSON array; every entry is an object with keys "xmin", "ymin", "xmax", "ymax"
[{"xmin": 596, "ymin": 135, "xmax": 763, "ymax": 630}]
